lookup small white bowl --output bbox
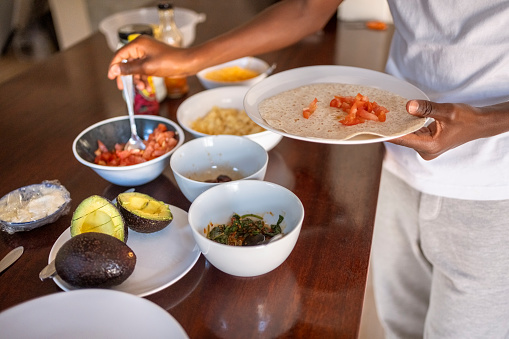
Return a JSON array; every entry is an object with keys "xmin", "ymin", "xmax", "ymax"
[
  {"xmin": 170, "ymin": 135, "xmax": 268, "ymax": 202},
  {"xmin": 73, "ymin": 116, "xmax": 184, "ymax": 187},
  {"xmin": 176, "ymin": 86, "xmax": 283, "ymax": 151},
  {"xmin": 197, "ymin": 57, "xmax": 271, "ymax": 89},
  {"xmin": 188, "ymin": 180, "xmax": 304, "ymax": 277}
]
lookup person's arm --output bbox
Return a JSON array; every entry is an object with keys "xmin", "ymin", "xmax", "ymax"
[
  {"xmin": 389, "ymin": 100, "xmax": 509, "ymax": 160},
  {"xmin": 108, "ymin": 0, "xmax": 342, "ymax": 85}
]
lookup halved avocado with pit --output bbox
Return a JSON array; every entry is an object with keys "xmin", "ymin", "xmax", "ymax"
[
  {"xmin": 117, "ymin": 192, "xmax": 172, "ymax": 233},
  {"xmin": 70, "ymin": 195, "xmax": 126, "ymax": 242}
]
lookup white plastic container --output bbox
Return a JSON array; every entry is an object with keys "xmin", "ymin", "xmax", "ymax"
[{"xmin": 99, "ymin": 7, "xmax": 206, "ymax": 51}]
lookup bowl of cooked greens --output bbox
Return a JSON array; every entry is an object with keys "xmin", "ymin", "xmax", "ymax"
[{"xmin": 188, "ymin": 180, "xmax": 304, "ymax": 277}]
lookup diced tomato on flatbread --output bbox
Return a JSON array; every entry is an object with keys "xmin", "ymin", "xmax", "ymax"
[
  {"xmin": 331, "ymin": 93, "xmax": 390, "ymax": 126},
  {"xmin": 302, "ymin": 98, "xmax": 318, "ymax": 119}
]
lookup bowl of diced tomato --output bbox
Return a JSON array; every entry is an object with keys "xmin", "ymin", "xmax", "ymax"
[{"xmin": 73, "ymin": 115, "xmax": 185, "ymax": 186}]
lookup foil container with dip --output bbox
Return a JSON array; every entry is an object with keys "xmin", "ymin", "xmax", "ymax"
[{"xmin": 0, "ymin": 180, "xmax": 71, "ymax": 234}]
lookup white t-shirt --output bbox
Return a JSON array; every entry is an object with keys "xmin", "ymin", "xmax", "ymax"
[{"xmin": 383, "ymin": 0, "xmax": 509, "ymax": 200}]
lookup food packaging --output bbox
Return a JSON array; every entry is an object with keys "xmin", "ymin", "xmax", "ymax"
[{"xmin": 0, "ymin": 180, "xmax": 71, "ymax": 234}]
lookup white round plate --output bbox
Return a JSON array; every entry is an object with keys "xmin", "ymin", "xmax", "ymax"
[
  {"xmin": 49, "ymin": 205, "xmax": 200, "ymax": 297},
  {"xmin": 0, "ymin": 289, "xmax": 188, "ymax": 339},
  {"xmin": 244, "ymin": 65, "xmax": 430, "ymax": 144}
]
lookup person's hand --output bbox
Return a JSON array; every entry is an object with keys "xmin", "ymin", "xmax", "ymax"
[
  {"xmin": 107, "ymin": 35, "xmax": 193, "ymax": 90},
  {"xmin": 389, "ymin": 100, "xmax": 486, "ymax": 160}
]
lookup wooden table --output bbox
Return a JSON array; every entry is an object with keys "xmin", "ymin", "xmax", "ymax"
[{"xmin": 0, "ymin": 2, "xmax": 390, "ymax": 337}]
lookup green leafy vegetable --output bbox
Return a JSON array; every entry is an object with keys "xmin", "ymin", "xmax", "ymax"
[{"xmin": 206, "ymin": 213, "xmax": 284, "ymax": 246}]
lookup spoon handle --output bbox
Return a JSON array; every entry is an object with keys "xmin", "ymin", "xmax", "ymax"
[
  {"xmin": 39, "ymin": 259, "xmax": 57, "ymax": 281},
  {"xmin": 121, "ymin": 75, "xmax": 137, "ymax": 136}
]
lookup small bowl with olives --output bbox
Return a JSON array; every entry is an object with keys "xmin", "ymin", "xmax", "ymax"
[
  {"xmin": 188, "ymin": 180, "xmax": 305, "ymax": 277},
  {"xmin": 170, "ymin": 135, "xmax": 268, "ymax": 202}
]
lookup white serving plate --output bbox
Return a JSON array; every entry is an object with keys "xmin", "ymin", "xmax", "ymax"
[
  {"xmin": 48, "ymin": 205, "xmax": 200, "ymax": 297},
  {"xmin": 244, "ymin": 65, "xmax": 430, "ymax": 144},
  {"xmin": 0, "ymin": 289, "xmax": 188, "ymax": 338}
]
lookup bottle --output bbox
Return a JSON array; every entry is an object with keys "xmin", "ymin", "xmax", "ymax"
[
  {"xmin": 117, "ymin": 25, "xmax": 162, "ymax": 115},
  {"xmin": 157, "ymin": 2, "xmax": 189, "ymax": 99}
]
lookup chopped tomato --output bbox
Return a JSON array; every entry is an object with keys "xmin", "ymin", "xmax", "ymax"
[
  {"xmin": 357, "ymin": 108, "xmax": 379, "ymax": 121},
  {"xmin": 94, "ymin": 123, "xmax": 178, "ymax": 166},
  {"xmin": 340, "ymin": 115, "xmax": 365, "ymax": 126},
  {"xmin": 332, "ymin": 93, "xmax": 390, "ymax": 126},
  {"xmin": 302, "ymin": 98, "xmax": 318, "ymax": 119}
]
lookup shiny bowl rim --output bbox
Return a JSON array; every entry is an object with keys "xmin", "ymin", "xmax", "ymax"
[
  {"xmin": 196, "ymin": 56, "xmax": 270, "ymax": 85},
  {"xmin": 169, "ymin": 135, "xmax": 269, "ymax": 185},
  {"xmin": 188, "ymin": 180, "xmax": 305, "ymax": 249},
  {"xmin": 176, "ymin": 86, "xmax": 273, "ymax": 138},
  {"xmin": 72, "ymin": 115, "xmax": 185, "ymax": 172}
]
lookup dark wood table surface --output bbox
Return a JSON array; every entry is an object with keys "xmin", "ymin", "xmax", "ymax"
[{"xmin": 0, "ymin": 2, "xmax": 390, "ymax": 338}]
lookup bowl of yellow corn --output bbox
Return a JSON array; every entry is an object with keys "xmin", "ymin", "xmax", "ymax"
[{"xmin": 196, "ymin": 57, "xmax": 273, "ymax": 89}]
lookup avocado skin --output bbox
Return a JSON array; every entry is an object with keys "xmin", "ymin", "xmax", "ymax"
[
  {"xmin": 117, "ymin": 193, "xmax": 172, "ymax": 234},
  {"xmin": 55, "ymin": 232, "xmax": 136, "ymax": 288},
  {"xmin": 119, "ymin": 202, "xmax": 171, "ymax": 233}
]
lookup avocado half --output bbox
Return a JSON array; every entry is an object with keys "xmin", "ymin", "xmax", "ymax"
[
  {"xmin": 55, "ymin": 232, "xmax": 136, "ymax": 288},
  {"xmin": 70, "ymin": 195, "xmax": 127, "ymax": 242},
  {"xmin": 117, "ymin": 192, "xmax": 172, "ymax": 233}
]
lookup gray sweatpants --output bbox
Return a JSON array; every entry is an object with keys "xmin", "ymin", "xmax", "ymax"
[{"xmin": 371, "ymin": 169, "xmax": 509, "ymax": 339}]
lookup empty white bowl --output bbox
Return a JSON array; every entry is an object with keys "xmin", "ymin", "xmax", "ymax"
[
  {"xmin": 197, "ymin": 57, "xmax": 271, "ymax": 89},
  {"xmin": 188, "ymin": 180, "xmax": 304, "ymax": 277},
  {"xmin": 99, "ymin": 6, "xmax": 206, "ymax": 50},
  {"xmin": 73, "ymin": 116, "xmax": 185, "ymax": 186},
  {"xmin": 176, "ymin": 86, "xmax": 283, "ymax": 151},
  {"xmin": 170, "ymin": 135, "xmax": 268, "ymax": 202}
]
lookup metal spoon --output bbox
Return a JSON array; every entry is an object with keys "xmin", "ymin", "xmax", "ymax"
[
  {"xmin": 121, "ymin": 74, "xmax": 145, "ymax": 151},
  {"xmin": 243, "ymin": 233, "xmax": 283, "ymax": 246},
  {"xmin": 39, "ymin": 259, "xmax": 56, "ymax": 280},
  {"xmin": 264, "ymin": 63, "xmax": 277, "ymax": 77}
]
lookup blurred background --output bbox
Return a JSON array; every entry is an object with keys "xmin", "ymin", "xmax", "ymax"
[{"xmin": 0, "ymin": 0, "xmax": 392, "ymax": 84}]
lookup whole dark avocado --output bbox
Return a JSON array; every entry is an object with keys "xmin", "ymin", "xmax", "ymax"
[
  {"xmin": 117, "ymin": 192, "xmax": 172, "ymax": 233},
  {"xmin": 55, "ymin": 232, "xmax": 136, "ymax": 288}
]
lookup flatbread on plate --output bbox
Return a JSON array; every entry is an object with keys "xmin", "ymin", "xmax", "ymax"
[{"xmin": 258, "ymin": 83, "xmax": 426, "ymax": 140}]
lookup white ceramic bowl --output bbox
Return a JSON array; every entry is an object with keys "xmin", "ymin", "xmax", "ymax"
[
  {"xmin": 73, "ymin": 116, "xmax": 184, "ymax": 186},
  {"xmin": 196, "ymin": 57, "xmax": 271, "ymax": 89},
  {"xmin": 99, "ymin": 7, "xmax": 206, "ymax": 51},
  {"xmin": 176, "ymin": 86, "xmax": 283, "ymax": 151},
  {"xmin": 170, "ymin": 135, "xmax": 268, "ymax": 202},
  {"xmin": 188, "ymin": 180, "xmax": 304, "ymax": 277}
]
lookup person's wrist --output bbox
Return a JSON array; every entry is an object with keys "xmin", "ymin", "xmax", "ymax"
[
  {"xmin": 181, "ymin": 46, "xmax": 209, "ymax": 76},
  {"xmin": 476, "ymin": 104, "xmax": 509, "ymax": 138}
]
